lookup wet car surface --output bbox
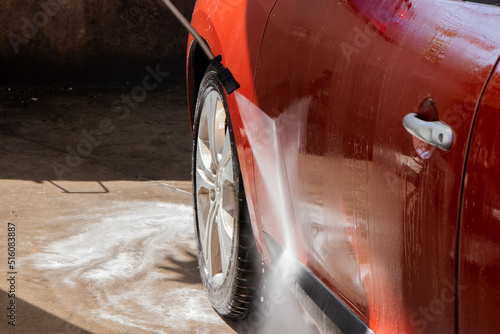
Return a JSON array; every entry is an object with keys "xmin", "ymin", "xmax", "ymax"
[{"xmin": 186, "ymin": 0, "xmax": 500, "ymax": 332}]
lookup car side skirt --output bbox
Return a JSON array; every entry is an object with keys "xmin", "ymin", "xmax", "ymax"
[{"xmin": 263, "ymin": 232, "xmax": 374, "ymax": 334}]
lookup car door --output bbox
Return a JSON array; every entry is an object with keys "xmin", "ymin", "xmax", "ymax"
[
  {"xmin": 248, "ymin": 0, "xmax": 500, "ymax": 332},
  {"xmin": 458, "ymin": 63, "xmax": 500, "ymax": 333}
]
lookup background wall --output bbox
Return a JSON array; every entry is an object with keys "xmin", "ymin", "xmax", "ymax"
[{"xmin": 0, "ymin": 0, "xmax": 196, "ymax": 83}]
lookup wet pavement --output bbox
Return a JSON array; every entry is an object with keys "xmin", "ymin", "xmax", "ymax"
[{"xmin": 0, "ymin": 84, "xmax": 238, "ymax": 334}]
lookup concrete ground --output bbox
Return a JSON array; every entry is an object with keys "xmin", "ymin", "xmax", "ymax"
[{"xmin": 0, "ymin": 83, "xmax": 239, "ymax": 334}]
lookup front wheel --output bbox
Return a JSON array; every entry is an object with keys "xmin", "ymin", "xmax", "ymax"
[{"xmin": 192, "ymin": 67, "xmax": 260, "ymax": 318}]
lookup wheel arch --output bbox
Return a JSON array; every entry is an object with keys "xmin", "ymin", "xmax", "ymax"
[{"xmin": 187, "ymin": 38, "xmax": 211, "ymax": 132}]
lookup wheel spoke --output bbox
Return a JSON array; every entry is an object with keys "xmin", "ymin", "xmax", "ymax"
[
  {"xmin": 196, "ymin": 139, "xmax": 216, "ymax": 191},
  {"xmin": 218, "ymin": 206, "xmax": 234, "ymax": 275},
  {"xmin": 197, "ymin": 136, "xmax": 215, "ymax": 178},
  {"xmin": 206, "ymin": 93, "xmax": 219, "ymax": 171},
  {"xmin": 206, "ymin": 92, "xmax": 227, "ymax": 168},
  {"xmin": 202, "ymin": 200, "xmax": 221, "ymax": 278},
  {"xmin": 219, "ymin": 130, "xmax": 234, "ymax": 185},
  {"xmin": 201, "ymin": 203, "xmax": 213, "ymax": 275},
  {"xmin": 214, "ymin": 98, "xmax": 226, "ymax": 161}
]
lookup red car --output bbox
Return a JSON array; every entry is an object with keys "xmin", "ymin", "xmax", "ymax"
[{"xmin": 186, "ymin": 0, "xmax": 500, "ymax": 332}]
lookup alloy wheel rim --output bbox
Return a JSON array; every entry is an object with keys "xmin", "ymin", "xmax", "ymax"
[{"xmin": 196, "ymin": 88, "xmax": 236, "ymax": 286}]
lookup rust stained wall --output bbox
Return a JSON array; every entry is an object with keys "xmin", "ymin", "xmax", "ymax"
[{"xmin": 0, "ymin": 0, "xmax": 196, "ymax": 82}]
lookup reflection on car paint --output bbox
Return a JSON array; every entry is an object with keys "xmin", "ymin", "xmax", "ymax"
[{"xmin": 188, "ymin": 0, "xmax": 500, "ymax": 331}]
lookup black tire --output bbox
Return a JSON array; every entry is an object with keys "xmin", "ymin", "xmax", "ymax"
[{"xmin": 192, "ymin": 66, "xmax": 261, "ymax": 318}]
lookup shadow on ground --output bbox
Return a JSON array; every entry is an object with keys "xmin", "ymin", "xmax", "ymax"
[
  {"xmin": 0, "ymin": 290, "xmax": 92, "ymax": 334},
  {"xmin": 0, "ymin": 82, "xmax": 192, "ymax": 183}
]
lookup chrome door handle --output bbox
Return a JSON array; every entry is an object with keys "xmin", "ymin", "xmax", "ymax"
[{"xmin": 403, "ymin": 113, "xmax": 453, "ymax": 151}]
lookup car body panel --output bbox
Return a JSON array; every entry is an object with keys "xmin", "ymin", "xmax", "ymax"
[
  {"xmin": 188, "ymin": 0, "xmax": 500, "ymax": 332},
  {"xmin": 459, "ymin": 63, "xmax": 500, "ymax": 334},
  {"xmin": 251, "ymin": 0, "xmax": 500, "ymax": 332}
]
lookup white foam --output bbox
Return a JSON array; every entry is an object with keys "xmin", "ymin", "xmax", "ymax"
[{"xmin": 25, "ymin": 201, "xmax": 225, "ymax": 331}]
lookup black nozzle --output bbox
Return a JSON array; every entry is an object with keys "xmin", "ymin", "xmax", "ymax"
[{"xmin": 211, "ymin": 55, "xmax": 240, "ymax": 95}]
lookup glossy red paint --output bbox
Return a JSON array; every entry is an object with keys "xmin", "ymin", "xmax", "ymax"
[
  {"xmin": 187, "ymin": 0, "xmax": 278, "ymax": 256},
  {"xmin": 252, "ymin": 1, "xmax": 500, "ymax": 332},
  {"xmin": 188, "ymin": 0, "xmax": 500, "ymax": 332},
  {"xmin": 459, "ymin": 64, "xmax": 500, "ymax": 333}
]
